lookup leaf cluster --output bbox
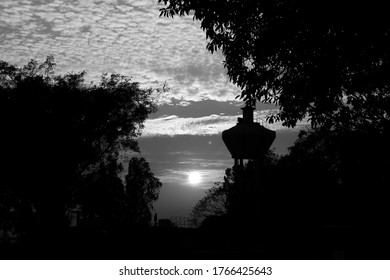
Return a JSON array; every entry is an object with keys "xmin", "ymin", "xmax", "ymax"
[
  {"xmin": 160, "ymin": 0, "xmax": 390, "ymax": 129},
  {"xmin": 0, "ymin": 57, "xmax": 160, "ymax": 231},
  {"xmin": 189, "ymin": 168, "xmax": 233, "ymax": 227}
]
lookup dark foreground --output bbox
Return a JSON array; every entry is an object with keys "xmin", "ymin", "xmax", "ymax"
[{"xmin": 2, "ymin": 225, "xmax": 390, "ymax": 260}]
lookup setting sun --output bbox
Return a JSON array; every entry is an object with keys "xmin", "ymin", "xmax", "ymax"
[{"xmin": 188, "ymin": 171, "xmax": 202, "ymax": 185}]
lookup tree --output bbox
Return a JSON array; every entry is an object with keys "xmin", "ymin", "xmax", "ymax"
[
  {"xmin": 270, "ymin": 127, "xmax": 390, "ymax": 227},
  {"xmin": 189, "ymin": 181, "xmax": 229, "ymax": 227},
  {"xmin": 123, "ymin": 157, "xmax": 162, "ymax": 226},
  {"xmin": 74, "ymin": 154, "xmax": 126, "ymax": 227},
  {"xmin": 189, "ymin": 167, "xmax": 235, "ymax": 228},
  {"xmin": 190, "ymin": 150, "xmax": 280, "ymax": 227},
  {"xmin": 159, "ymin": 0, "xmax": 390, "ymax": 129},
  {"xmin": 271, "ymin": 128, "xmax": 345, "ymax": 226},
  {"xmin": 0, "ymin": 57, "xmax": 159, "ymax": 232},
  {"xmin": 74, "ymin": 156, "xmax": 162, "ymax": 228}
]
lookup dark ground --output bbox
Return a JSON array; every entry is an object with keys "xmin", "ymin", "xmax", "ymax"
[{"xmin": 2, "ymin": 224, "xmax": 390, "ymax": 260}]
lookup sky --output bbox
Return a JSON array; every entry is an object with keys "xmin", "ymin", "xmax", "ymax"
[{"xmin": 0, "ymin": 0, "xmax": 309, "ymax": 219}]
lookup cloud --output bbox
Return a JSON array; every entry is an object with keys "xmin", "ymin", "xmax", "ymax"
[
  {"xmin": 137, "ymin": 129, "xmax": 302, "ymax": 218},
  {"xmin": 142, "ymin": 110, "xmax": 310, "ymax": 136},
  {"xmin": 0, "ymin": 0, "xmax": 241, "ymax": 103}
]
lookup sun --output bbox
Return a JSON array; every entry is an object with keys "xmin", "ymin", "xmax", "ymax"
[{"xmin": 188, "ymin": 171, "xmax": 202, "ymax": 185}]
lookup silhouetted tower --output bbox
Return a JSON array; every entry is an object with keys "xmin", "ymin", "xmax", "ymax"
[
  {"xmin": 222, "ymin": 105, "xmax": 276, "ymax": 165},
  {"xmin": 222, "ymin": 104, "xmax": 276, "ymax": 226}
]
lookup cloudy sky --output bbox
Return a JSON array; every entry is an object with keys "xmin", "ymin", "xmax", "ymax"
[{"xmin": 0, "ymin": 0, "xmax": 309, "ymax": 219}]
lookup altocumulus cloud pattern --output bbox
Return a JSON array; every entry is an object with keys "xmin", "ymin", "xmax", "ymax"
[
  {"xmin": 143, "ymin": 110, "xmax": 309, "ymax": 136},
  {"xmin": 0, "ymin": 0, "xmax": 239, "ymax": 104}
]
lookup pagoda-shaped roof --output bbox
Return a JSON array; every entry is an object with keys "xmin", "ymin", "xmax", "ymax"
[{"xmin": 222, "ymin": 106, "xmax": 276, "ymax": 159}]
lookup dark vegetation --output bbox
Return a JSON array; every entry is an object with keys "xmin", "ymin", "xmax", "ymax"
[
  {"xmin": 2, "ymin": 0, "xmax": 390, "ymax": 259},
  {"xmin": 159, "ymin": 0, "xmax": 390, "ymax": 129},
  {"xmin": 0, "ymin": 57, "xmax": 162, "ymax": 258},
  {"xmin": 189, "ymin": 128, "xmax": 390, "ymax": 259},
  {"xmin": 159, "ymin": 0, "xmax": 390, "ymax": 259}
]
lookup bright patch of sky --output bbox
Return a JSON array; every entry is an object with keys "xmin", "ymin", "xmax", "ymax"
[
  {"xmin": 142, "ymin": 110, "xmax": 310, "ymax": 136},
  {"xmin": 0, "ymin": 0, "xmax": 309, "ymax": 219},
  {"xmin": 0, "ymin": 0, "xmax": 240, "ymax": 104}
]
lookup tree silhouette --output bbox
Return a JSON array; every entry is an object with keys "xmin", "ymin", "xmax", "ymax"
[
  {"xmin": 123, "ymin": 157, "xmax": 162, "ymax": 226},
  {"xmin": 190, "ymin": 150, "xmax": 280, "ymax": 228},
  {"xmin": 270, "ymin": 127, "xmax": 390, "ymax": 227},
  {"xmin": 189, "ymin": 173, "xmax": 231, "ymax": 227},
  {"xmin": 0, "ymin": 57, "xmax": 159, "ymax": 234},
  {"xmin": 159, "ymin": 0, "xmax": 390, "ymax": 129},
  {"xmin": 74, "ymin": 154, "xmax": 126, "ymax": 228},
  {"xmin": 74, "ymin": 156, "xmax": 162, "ymax": 228},
  {"xmin": 271, "ymin": 129, "xmax": 345, "ymax": 226}
]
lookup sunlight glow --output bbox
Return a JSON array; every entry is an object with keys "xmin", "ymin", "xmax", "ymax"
[{"xmin": 188, "ymin": 171, "xmax": 202, "ymax": 185}]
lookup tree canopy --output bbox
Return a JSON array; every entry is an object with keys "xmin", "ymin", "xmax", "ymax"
[
  {"xmin": 190, "ymin": 125, "xmax": 390, "ymax": 229},
  {"xmin": 275, "ymin": 127, "xmax": 390, "ymax": 226},
  {"xmin": 190, "ymin": 150, "xmax": 280, "ymax": 228},
  {"xmin": 0, "ymin": 56, "xmax": 161, "ymax": 232},
  {"xmin": 189, "ymin": 169, "xmax": 231, "ymax": 227},
  {"xmin": 124, "ymin": 157, "xmax": 162, "ymax": 225},
  {"xmin": 159, "ymin": 0, "xmax": 390, "ymax": 130}
]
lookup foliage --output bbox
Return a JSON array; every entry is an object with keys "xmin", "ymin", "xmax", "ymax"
[
  {"xmin": 74, "ymin": 154, "xmax": 126, "ymax": 227},
  {"xmin": 271, "ymin": 128, "xmax": 345, "ymax": 225},
  {"xmin": 190, "ymin": 126, "xmax": 389, "ymax": 228},
  {"xmin": 190, "ymin": 150, "xmax": 280, "ymax": 227},
  {"xmin": 272, "ymin": 127, "xmax": 390, "ymax": 226},
  {"xmin": 124, "ymin": 157, "xmax": 162, "ymax": 225},
  {"xmin": 75, "ymin": 156, "xmax": 162, "ymax": 227},
  {"xmin": 190, "ymin": 182, "xmax": 229, "ymax": 227},
  {"xmin": 159, "ymin": 0, "xmax": 390, "ymax": 130},
  {"xmin": 0, "ymin": 56, "xmax": 160, "ymax": 231},
  {"xmin": 190, "ymin": 168, "xmax": 234, "ymax": 227}
]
